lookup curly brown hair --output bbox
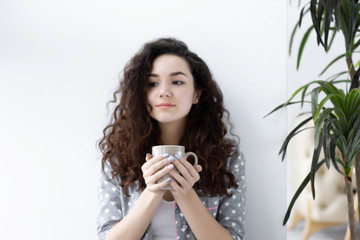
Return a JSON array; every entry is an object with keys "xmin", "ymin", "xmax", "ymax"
[{"xmin": 99, "ymin": 37, "xmax": 239, "ymax": 197}]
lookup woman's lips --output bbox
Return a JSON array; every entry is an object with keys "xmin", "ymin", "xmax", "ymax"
[{"xmin": 156, "ymin": 103, "xmax": 176, "ymax": 109}]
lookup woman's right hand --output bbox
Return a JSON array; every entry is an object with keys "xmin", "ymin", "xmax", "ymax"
[{"xmin": 141, "ymin": 153, "xmax": 175, "ymax": 192}]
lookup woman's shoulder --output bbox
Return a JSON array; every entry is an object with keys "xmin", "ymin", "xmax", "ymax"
[
  {"xmin": 99, "ymin": 162, "xmax": 141, "ymax": 196},
  {"xmin": 99, "ymin": 162, "xmax": 120, "ymax": 184},
  {"xmin": 223, "ymin": 136, "xmax": 240, "ymax": 148},
  {"xmin": 223, "ymin": 137, "xmax": 245, "ymax": 169},
  {"xmin": 223, "ymin": 136, "xmax": 243, "ymax": 155}
]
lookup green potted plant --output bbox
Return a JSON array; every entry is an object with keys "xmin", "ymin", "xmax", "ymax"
[{"xmin": 267, "ymin": 0, "xmax": 360, "ymax": 239}]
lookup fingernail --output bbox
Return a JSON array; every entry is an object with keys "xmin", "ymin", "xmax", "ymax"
[
  {"xmin": 168, "ymin": 155, "xmax": 175, "ymax": 162},
  {"xmin": 174, "ymin": 154, "xmax": 181, "ymax": 160},
  {"xmin": 162, "ymin": 153, "xmax": 169, "ymax": 158},
  {"xmin": 166, "ymin": 178, "xmax": 172, "ymax": 183},
  {"xmin": 198, "ymin": 165, "xmax": 202, "ymax": 171},
  {"xmin": 168, "ymin": 164, "xmax": 174, "ymax": 170},
  {"xmin": 146, "ymin": 153, "xmax": 151, "ymax": 157}
]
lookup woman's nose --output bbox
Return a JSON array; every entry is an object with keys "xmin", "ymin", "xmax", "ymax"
[{"xmin": 159, "ymin": 84, "xmax": 172, "ymax": 99}]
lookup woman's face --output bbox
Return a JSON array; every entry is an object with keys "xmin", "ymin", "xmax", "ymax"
[{"xmin": 146, "ymin": 54, "xmax": 200, "ymax": 125}]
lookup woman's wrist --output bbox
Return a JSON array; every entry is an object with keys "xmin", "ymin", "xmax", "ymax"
[
  {"xmin": 144, "ymin": 186, "xmax": 166, "ymax": 199},
  {"xmin": 172, "ymin": 187, "xmax": 195, "ymax": 203}
]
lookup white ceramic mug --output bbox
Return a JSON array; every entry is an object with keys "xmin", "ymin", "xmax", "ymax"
[{"xmin": 152, "ymin": 145, "xmax": 198, "ymax": 190}]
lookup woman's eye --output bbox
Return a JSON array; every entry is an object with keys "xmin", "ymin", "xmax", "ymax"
[
  {"xmin": 148, "ymin": 82, "xmax": 158, "ymax": 87},
  {"xmin": 172, "ymin": 81, "xmax": 183, "ymax": 85}
]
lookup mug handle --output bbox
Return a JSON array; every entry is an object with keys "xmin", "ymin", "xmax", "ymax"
[{"xmin": 184, "ymin": 152, "xmax": 198, "ymax": 166}]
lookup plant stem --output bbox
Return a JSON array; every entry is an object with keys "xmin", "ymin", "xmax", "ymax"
[
  {"xmin": 346, "ymin": 178, "xmax": 356, "ymax": 240},
  {"xmin": 355, "ymin": 152, "xmax": 360, "ymax": 229},
  {"xmin": 346, "ymin": 55, "xmax": 355, "ymax": 82},
  {"xmin": 345, "ymin": 54, "xmax": 360, "ymax": 90}
]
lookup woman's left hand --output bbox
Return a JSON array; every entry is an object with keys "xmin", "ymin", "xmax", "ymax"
[{"xmin": 168, "ymin": 155, "xmax": 201, "ymax": 197}]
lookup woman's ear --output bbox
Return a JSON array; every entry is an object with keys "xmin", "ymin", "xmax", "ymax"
[{"xmin": 193, "ymin": 90, "xmax": 201, "ymax": 104}]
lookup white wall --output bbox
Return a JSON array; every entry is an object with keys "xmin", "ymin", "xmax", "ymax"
[{"xmin": 0, "ymin": 1, "xmax": 287, "ymax": 239}]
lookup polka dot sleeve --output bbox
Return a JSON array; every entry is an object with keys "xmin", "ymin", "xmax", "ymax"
[
  {"xmin": 217, "ymin": 147, "xmax": 246, "ymax": 240},
  {"xmin": 96, "ymin": 165, "xmax": 123, "ymax": 240}
]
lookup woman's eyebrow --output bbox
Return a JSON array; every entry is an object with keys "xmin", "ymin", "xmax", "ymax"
[
  {"xmin": 148, "ymin": 73, "xmax": 158, "ymax": 78},
  {"xmin": 148, "ymin": 72, "xmax": 188, "ymax": 78},
  {"xmin": 170, "ymin": 71, "xmax": 188, "ymax": 77}
]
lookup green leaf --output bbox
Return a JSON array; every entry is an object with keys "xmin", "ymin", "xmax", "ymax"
[
  {"xmin": 289, "ymin": 22, "xmax": 300, "ymax": 56},
  {"xmin": 326, "ymin": 71, "xmax": 350, "ymax": 81},
  {"xmin": 279, "ymin": 116, "xmax": 313, "ymax": 161},
  {"xmin": 299, "ymin": 5, "xmax": 310, "ymax": 28},
  {"xmin": 345, "ymin": 114, "xmax": 360, "ymax": 167},
  {"xmin": 321, "ymin": 81, "xmax": 341, "ymax": 95},
  {"xmin": 264, "ymin": 101, "xmax": 309, "ymax": 118},
  {"xmin": 323, "ymin": 119, "xmax": 332, "ymax": 168},
  {"xmin": 329, "ymin": 93, "xmax": 347, "ymax": 120},
  {"xmin": 332, "ymin": 95, "xmax": 346, "ymax": 111},
  {"xmin": 339, "ymin": 4, "xmax": 350, "ymax": 47},
  {"xmin": 332, "ymin": 118, "xmax": 346, "ymax": 137},
  {"xmin": 326, "ymin": 27, "xmax": 337, "ymax": 51},
  {"xmin": 311, "ymin": 87, "xmax": 320, "ymax": 119},
  {"xmin": 319, "ymin": 53, "xmax": 346, "ymax": 76},
  {"xmin": 347, "ymin": 88, "xmax": 360, "ymax": 114},
  {"xmin": 314, "ymin": 108, "xmax": 333, "ymax": 147},
  {"xmin": 334, "ymin": 0, "xmax": 341, "ymax": 30},
  {"xmin": 301, "ymin": 84, "xmax": 310, "ymax": 108},
  {"xmin": 330, "ymin": 79, "xmax": 351, "ymax": 85},
  {"xmin": 284, "ymin": 80, "xmax": 321, "ymax": 106},
  {"xmin": 338, "ymin": 135, "xmax": 348, "ymax": 159},
  {"xmin": 355, "ymin": 60, "xmax": 360, "ymax": 69},
  {"xmin": 310, "ymin": 0, "xmax": 325, "ymax": 48},
  {"xmin": 313, "ymin": 94, "xmax": 335, "ymax": 122},
  {"xmin": 297, "ymin": 25, "xmax": 314, "ymax": 69},
  {"xmin": 311, "ymin": 129, "xmax": 323, "ymax": 199},
  {"xmin": 297, "ymin": 111, "xmax": 313, "ymax": 118},
  {"xmin": 346, "ymin": 0, "xmax": 357, "ymax": 51},
  {"xmin": 351, "ymin": 38, "xmax": 360, "ymax": 52},
  {"xmin": 349, "ymin": 108, "xmax": 360, "ymax": 128},
  {"xmin": 324, "ymin": 0, "xmax": 335, "ymax": 49},
  {"xmin": 316, "ymin": 0, "xmax": 324, "ymax": 45},
  {"xmin": 330, "ymin": 134, "xmax": 350, "ymax": 179},
  {"xmin": 283, "ymin": 159, "xmax": 326, "ymax": 225}
]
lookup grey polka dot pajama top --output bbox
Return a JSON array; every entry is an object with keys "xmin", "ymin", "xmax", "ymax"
[{"xmin": 96, "ymin": 146, "xmax": 246, "ymax": 240}]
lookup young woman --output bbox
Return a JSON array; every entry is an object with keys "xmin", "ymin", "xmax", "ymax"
[{"xmin": 96, "ymin": 38, "xmax": 246, "ymax": 240}]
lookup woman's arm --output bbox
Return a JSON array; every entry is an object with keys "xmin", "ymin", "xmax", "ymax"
[
  {"xmin": 174, "ymin": 188, "xmax": 233, "ymax": 240},
  {"xmin": 104, "ymin": 188, "xmax": 164, "ymax": 240},
  {"xmin": 169, "ymin": 148, "xmax": 246, "ymax": 240},
  {"xmin": 99, "ymin": 154, "xmax": 176, "ymax": 240},
  {"xmin": 169, "ymin": 156, "xmax": 232, "ymax": 240},
  {"xmin": 216, "ymin": 148, "xmax": 246, "ymax": 239}
]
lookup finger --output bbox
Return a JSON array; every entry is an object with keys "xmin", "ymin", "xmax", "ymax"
[
  {"xmin": 176, "ymin": 155, "xmax": 197, "ymax": 173},
  {"xmin": 195, "ymin": 165, "xmax": 202, "ymax": 172},
  {"xmin": 172, "ymin": 159, "xmax": 200, "ymax": 184},
  {"xmin": 149, "ymin": 155, "xmax": 176, "ymax": 174},
  {"xmin": 168, "ymin": 172, "xmax": 190, "ymax": 195},
  {"xmin": 143, "ymin": 156, "xmax": 176, "ymax": 183},
  {"xmin": 146, "ymin": 164, "xmax": 175, "ymax": 185},
  {"xmin": 148, "ymin": 176, "xmax": 172, "ymax": 192},
  {"xmin": 158, "ymin": 177, "xmax": 173, "ymax": 189},
  {"xmin": 145, "ymin": 153, "xmax": 152, "ymax": 161},
  {"xmin": 171, "ymin": 159, "xmax": 189, "ymax": 178},
  {"xmin": 168, "ymin": 169, "xmax": 188, "ymax": 188},
  {"xmin": 142, "ymin": 153, "xmax": 171, "ymax": 170},
  {"xmin": 144, "ymin": 164, "xmax": 174, "ymax": 185},
  {"xmin": 172, "ymin": 158, "xmax": 197, "ymax": 179},
  {"xmin": 169, "ymin": 178, "xmax": 183, "ymax": 192}
]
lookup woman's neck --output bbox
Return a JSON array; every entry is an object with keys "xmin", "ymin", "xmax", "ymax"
[{"xmin": 158, "ymin": 119, "xmax": 186, "ymax": 145}]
